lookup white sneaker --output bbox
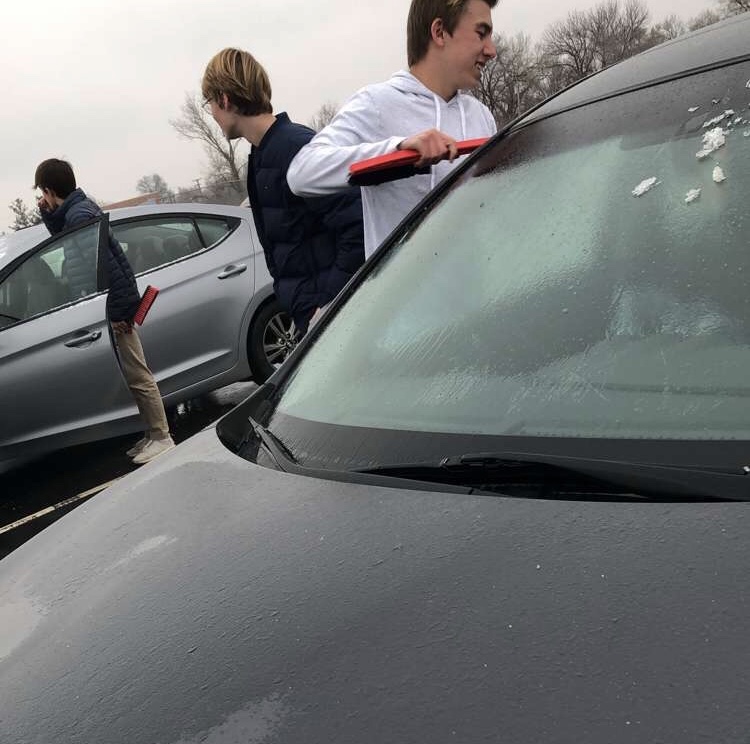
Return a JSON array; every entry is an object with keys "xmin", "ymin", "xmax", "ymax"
[
  {"xmin": 126, "ymin": 436, "xmax": 150, "ymax": 458},
  {"xmin": 132, "ymin": 436, "xmax": 176, "ymax": 465}
]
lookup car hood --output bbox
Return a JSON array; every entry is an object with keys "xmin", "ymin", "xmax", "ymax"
[{"xmin": 2, "ymin": 428, "xmax": 749, "ymax": 742}]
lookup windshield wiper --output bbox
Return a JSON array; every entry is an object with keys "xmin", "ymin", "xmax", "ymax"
[
  {"xmin": 248, "ymin": 416, "xmax": 298, "ymax": 466},
  {"xmin": 245, "ymin": 414, "xmax": 748, "ymax": 502},
  {"xmin": 359, "ymin": 451, "xmax": 750, "ymax": 502}
]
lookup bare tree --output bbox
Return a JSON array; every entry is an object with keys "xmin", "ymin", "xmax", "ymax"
[
  {"xmin": 649, "ymin": 14, "xmax": 687, "ymax": 43},
  {"xmin": 136, "ymin": 173, "xmax": 174, "ymax": 202},
  {"xmin": 541, "ymin": 0, "xmax": 653, "ymax": 88},
  {"xmin": 542, "ymin": 9, "xmax": 597, "ymax": 84},
  {"xmin": 691, "ymin": 0, "xmax": 748, "ymax": 28},
  {"xmin": 688, "ymin": 9, "xmax": 722, "ymax": 29},
  {"xmin": 170, "ymin": 93, "xmax": 247, "ymax": 193},
  {"xmin": 171, "ymin": 179, "xmax": 246, "ymax": 206},
  {"xmin": 308, "ymin": 101, "xmax": 339, "ymax": 132},
  {"xmin": 721, "ymin": 0, "xmax": 750, "ymax": 14},
  {"xmin": 8, "ymin": 198, "xmax": 42, "ymax": 231},
  {"xmin": 473, "ymin": 33, "xmax": 547, "ymax": 126},
  {"xmin": 470, "ymin": 0, "xmax": 745, "ymax": 128}
]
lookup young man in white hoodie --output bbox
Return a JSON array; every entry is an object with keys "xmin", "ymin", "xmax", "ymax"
[{"xmin": 287, "ymin": 0, "xmax": 498, "ymax": 258}]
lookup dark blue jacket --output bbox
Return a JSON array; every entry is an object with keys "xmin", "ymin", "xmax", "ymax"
[
  {"xmin": 41, "ymin": 189, "xmax": 141, "ymax": 322},
  {"xmin": 247, "ymin": 113, "xmax": 364, "ymax": 331}
]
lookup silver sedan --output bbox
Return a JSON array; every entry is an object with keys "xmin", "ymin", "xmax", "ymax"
[{"xmin": 0, "ymin": 202, "xmax": 295, "ymax": 465}]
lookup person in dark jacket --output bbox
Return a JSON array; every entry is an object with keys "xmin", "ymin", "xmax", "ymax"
[
  {"xmin": 34, "ymin": 159, "xmax": 175, "ymax": 465},
  {"xmin": 201, "ymin": 48, "xmax": 365, "ymax": 336}
]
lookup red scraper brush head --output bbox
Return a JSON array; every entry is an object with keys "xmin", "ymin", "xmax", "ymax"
[{"xmin": 133, "ymin": 285, "xmax": 159, "ymax": 326}]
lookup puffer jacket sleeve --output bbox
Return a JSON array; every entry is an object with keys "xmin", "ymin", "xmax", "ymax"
[{"xmin": 41, "ymin": 209, "xmax": 66, "ymax": 236}]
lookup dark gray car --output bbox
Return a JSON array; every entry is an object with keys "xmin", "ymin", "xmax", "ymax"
[
  {"xmin": 0, "ymin": 203, "xmax": 297, "ymax": 466},
  {"xmin": 3, "ymin": 16, "xmax": 750, "ymax": 743}
]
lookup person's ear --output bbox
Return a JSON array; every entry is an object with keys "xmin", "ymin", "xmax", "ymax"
[
  {"xmin": 219, "ymin": 92, "xmax": 230, "ymax": 111},
  {"xmin": 431, "ymin": 17, "xmax": 447, "ymax": 47}
]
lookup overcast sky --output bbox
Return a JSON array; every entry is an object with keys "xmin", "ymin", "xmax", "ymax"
[{"xmin": 2, "ymin": 0, "xmax": 718, "ymax": 231}]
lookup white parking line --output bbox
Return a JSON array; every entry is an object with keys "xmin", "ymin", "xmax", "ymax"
[{"xmin": 0, "ymin": 479, "xmax": 117, "ymax": 536}]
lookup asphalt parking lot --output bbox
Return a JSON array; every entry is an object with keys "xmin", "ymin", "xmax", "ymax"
[{"xmin": 0, "ymin": 382, "xmax": 256, "ymax": 561}]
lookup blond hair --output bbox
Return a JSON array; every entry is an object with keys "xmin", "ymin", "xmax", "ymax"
[
  {"xmin": 202, "ymin": 48, "xmax": 273, "ymax": 116},
  {"xmin": 407, "ymin": 0, "xmax": 497, "ymax": 66}
]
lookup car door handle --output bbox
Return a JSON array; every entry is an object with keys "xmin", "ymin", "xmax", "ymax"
[
  {"xmin": 64, "ymin": 331, "xmax": 102, "ymax": 348},
  {"xmin": 217, "ymin": 264, "xmax": 248, "ymax": 279}
]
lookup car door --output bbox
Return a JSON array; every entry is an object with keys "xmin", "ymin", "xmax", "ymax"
[
  {"xmin": 0, "ymin": 218, "xmax": 126, "ymax": 460},
  {"xmin": 110, "ymin": 213, "xmax": 255, "ymax": 397}
]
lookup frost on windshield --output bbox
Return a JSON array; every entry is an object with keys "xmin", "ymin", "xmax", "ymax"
[
  {"xmin": 632, "ymin": 177, "xmax": 660, "ymax": 197},
  {"xmin": 685, "ymin": 188, "xmax": 702, "ymax": 204},
  {"xmin": 713, "ymin": 166, "xmax": 727, "ymax": 183},
  {"xmin": 696, "ymin": 127, "xmax": 727, "ymax": 159},
  {"xmin": 688, "ymin": 106, "xmax": 700, "ymax": 113}
]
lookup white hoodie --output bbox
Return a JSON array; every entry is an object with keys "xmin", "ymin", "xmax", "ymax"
[{"xmin": 287, "ymin": 71, "xmax": 497, "ymax": 257}]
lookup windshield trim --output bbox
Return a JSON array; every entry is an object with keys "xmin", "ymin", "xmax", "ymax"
[
  {"xmin": 248, "ymin": 416, "xmax": 750, "ymax": 501},
  {"xmin": 263, "ymin": 412, "xmax": 750, "ymax": 476}
]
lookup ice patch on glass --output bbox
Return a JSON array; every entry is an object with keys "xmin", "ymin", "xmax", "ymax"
[
  {"xmin": 713, "ymin": 166, "xmax": 727, "ymax": 183},
  {"xmin": 632, "ymin": 177, "xmax": 660, "ymax": 197},
  {"xmin": 702, "ymin": 113, "xmax": 727, "ymax": 128},
  {"xmin": 685, "ymin": 188, "xmax": 702, "ymax": 204},
  {"xmin": 696, "ymin": 127, "xmax": 726, "ymax": 160}
]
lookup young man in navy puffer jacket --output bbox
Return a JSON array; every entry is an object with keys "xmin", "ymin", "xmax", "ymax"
[
  {"xmin": 201, "ymin": 48, "xmax": 365, "ymax": 337},
  {"xmin": 35, "ymin": 159, "xmax": 174, "ymax": 464}
]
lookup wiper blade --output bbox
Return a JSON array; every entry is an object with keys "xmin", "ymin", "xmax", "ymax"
[
  {"xmin": 248, "ymin": 416, "xmax": 297, "ymax": 466},
  {"xmin": 360, "ymin": 451, "xmax": 750, "ymax": 502}
]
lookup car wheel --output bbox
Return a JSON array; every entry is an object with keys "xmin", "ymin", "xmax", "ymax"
[{"xmin": 248, "ymin": 299, "xmax": 297, "ymax": 383}]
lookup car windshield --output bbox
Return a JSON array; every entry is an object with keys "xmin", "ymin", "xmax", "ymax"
[{"xmin": 270, "ymin": 61, "xmax": 750, "ymax": 464}]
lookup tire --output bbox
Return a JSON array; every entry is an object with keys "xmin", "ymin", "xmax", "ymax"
[{"xmin": 247, "ymin": 299, "xmax": 297, "ymax": 384}]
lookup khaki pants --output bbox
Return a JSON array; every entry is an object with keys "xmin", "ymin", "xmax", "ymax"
[{"xmin": 113, "ymin": 325, "xmax": 170, "ymax": 441}]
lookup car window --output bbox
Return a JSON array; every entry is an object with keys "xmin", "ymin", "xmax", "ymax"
[
  {"xmin": 111, "ymin": 218, "xmax": 203, "ymax": 274},
  {"xmin": 195, "ymin": 216, "xmax": 238, "ymax": 247},
  {"xmin": 111, "ymin": 216, "xmax": 239, "ymax": 274},
  {"xmin": 274, "ymin": 60, "xmax": 750, "ymax": 443},
  {"xmin": 0, "ymin": 222, "xmax": 100, "ymax": 329}
]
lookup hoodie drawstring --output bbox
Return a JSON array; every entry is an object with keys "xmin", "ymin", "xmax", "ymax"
[
  {"xmin": 431, "ymin": 93, "xmax": 441, "ymax": 190},
  {"xmin": 428, "ymin": 94, "xmax": 468, "ymax": 189}
]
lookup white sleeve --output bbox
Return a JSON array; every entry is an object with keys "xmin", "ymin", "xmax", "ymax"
[{"xmin": 288, "ymin": 88, "xmax": 408, "ymax": 196}]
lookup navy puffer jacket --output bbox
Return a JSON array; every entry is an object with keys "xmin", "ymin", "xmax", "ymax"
[
  {"xmin": 247, "ymin": 113, "xmax": 364, "ymax": 331},
  {"xmin": 41, "ymin": 189, "xmax": 141, "ymax": 322}
]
